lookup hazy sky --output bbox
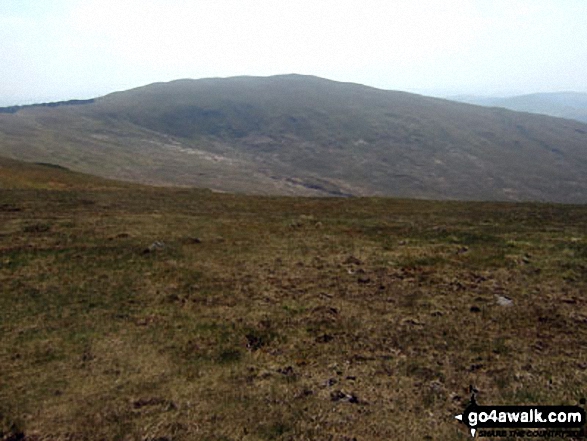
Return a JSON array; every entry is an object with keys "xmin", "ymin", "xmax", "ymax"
[{"xmin": 1, "ymin": 0, "xmax": 586, "ymax": 105}]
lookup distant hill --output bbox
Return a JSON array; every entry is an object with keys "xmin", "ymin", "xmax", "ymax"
[
  {"xmin": 0, "ymin": 99, "xmax": 95, "ymax": 114},
  {"xmin": 450, "ymin": 92, "xmax": 587, "ymax": 124},
  {"xmin": 1, "ymin": 75, "xmax": 587, "ymax": 202}
]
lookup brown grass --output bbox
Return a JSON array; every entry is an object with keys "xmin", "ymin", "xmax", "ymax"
[{"xmin": 1, "ymin": 181, "xmax": 586, "ymax": 440}]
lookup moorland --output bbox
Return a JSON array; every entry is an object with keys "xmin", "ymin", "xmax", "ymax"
[{"xmin": 1, "ymin": 158, "xmax": 586, "ymax": 440}]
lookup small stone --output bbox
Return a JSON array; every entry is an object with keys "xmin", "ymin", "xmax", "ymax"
[
  {"xmin": 144, "ymin": 241, "xmax": 166, "ymax": 253},
  {"xmin": 402, "ymin": 318, "xmax": 424, "ymax": 326},
  {"xmin": 330, "ymin": 390, "xmax": 361, "ymax": 404},
  {"xmin": 347, "ymin": 394, "xmax": 360, "ymax": 404},
  {"xmin": 495, "ymin": 295, "xmax": 514, "ymax": 307}
]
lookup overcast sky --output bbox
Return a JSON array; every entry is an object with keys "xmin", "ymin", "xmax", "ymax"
[{"xmin": 1, "ymin": 0, "xmax": 586, "ymax": 105}]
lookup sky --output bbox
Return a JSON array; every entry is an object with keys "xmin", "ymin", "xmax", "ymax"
[{"xmin": 1, "ymin": 0, "xmax": 586, "ymax": 106}]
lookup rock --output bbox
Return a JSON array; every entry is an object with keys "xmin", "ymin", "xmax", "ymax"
[
  {"xmin": 143, "ymin": 241, "xmax": 166, "ymax": 253},
  {"xmin": 402, "ymin": 318, "xmax": 424, "ymax": 326},
  {"xmin": 330, "ymin": 390, "xmax": 361, "ymax": 404},
  {"xmin": 495, "ymin": 295, "xmax": 514, "ymax": 307},
  {"xmin": 325, "ymin": 378, "xmax": 337, "ymax": 387},
  {"xmin": 347, "ymin": 394, "xmax": 360, "ymax": 404}
]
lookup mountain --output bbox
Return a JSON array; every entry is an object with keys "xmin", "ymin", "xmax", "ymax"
[
  {"xmin": 1, "ymin": 74, "xmax": 586, "ymax": 202},
  {"xmin": 451, "ymin": 92, "xmax": 587, "ymax": 124}
]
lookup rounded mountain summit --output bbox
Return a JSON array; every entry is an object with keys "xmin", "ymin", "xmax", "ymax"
[{"xmin": 1, "ymin": 74, "xmax": 586, "ymax": 202}]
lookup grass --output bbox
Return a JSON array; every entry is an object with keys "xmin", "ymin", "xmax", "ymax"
[{"xmin": 1, "ymin": 174, "xmax": 586, "ymax": 439}]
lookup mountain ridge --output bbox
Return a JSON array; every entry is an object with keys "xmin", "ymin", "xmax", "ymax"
[
  {"xmin": 450, "ymin": 91, "xmax": 587, "ymax": 124},
  {"xmin": 1, "ymin": 75, "xmax": 586, "ymax": 202}
]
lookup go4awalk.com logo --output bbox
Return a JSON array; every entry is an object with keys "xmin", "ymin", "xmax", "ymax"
[{"xmin": 455, "ymin": 395, "xmax": 586, "ymax": 438}]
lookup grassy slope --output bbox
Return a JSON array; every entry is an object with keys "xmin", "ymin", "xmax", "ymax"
[
  {"xmin": 0, "ymin": 156, "xmax": 135, "ymax": 190},
  {"xmin": 1, "ymin": 159, "xmax": 586, "ymax": 440},
  {"xmin": 1, "ymin": 75, "xmax": 587, "ymax": 202}
]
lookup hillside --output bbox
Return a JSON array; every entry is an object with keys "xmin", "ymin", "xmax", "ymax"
[
  {"xmin": 0, "ymin": 156, "xmax": 134, "ymax": 190},
  {"xmin": 1, "ymin": 75, "xmax": 587, "ymax": 202},
  {"xmin": 1, "ymin": 158, "xmax": 586, "ymax": 439},
  {"xmin": 451, "ymin": 92, "xmax": 587, "ymax": 124}
]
